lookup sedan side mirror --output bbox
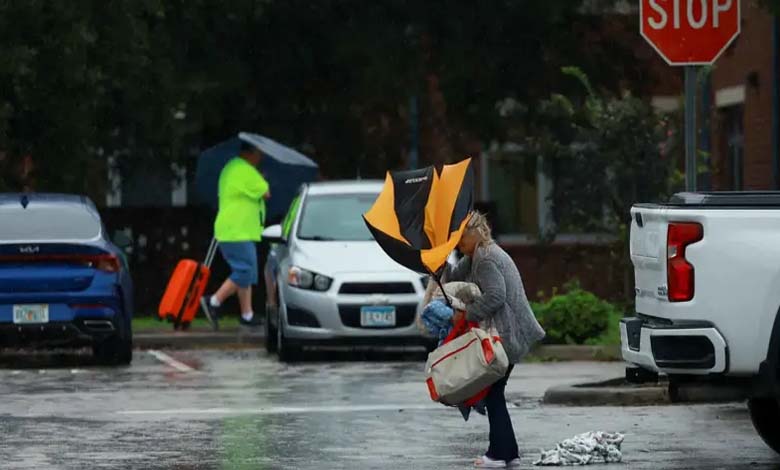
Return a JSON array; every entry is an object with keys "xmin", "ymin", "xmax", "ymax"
[{"xmin": 262, "ymin": 224, "xmax": 285, "ymax": 244}]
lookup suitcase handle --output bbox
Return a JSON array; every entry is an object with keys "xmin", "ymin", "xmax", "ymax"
[{"xmin": 204, "ymin": 237, "xmax": 218, "ymax": 268}]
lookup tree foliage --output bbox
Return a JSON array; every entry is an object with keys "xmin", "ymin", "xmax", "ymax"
[
  {"xmin": 0, "ymin": 0, "xmax": 648, "ymax": 196},
  {"xmin": 0, "ymin": 0, "xmax": 187, "ymax": 197},
  {"xmin": 512, "ymin": 67, "xmax": 681, "ymax": 233}
]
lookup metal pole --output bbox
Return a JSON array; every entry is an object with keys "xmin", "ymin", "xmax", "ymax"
[
  {"xmin": 409, "ymin": 95, "xmax": 419, "ymax": 170},
  {"xmin": 772, "ymin": 15, "xmax": 780, "ymax": 189},
  {"xmin": 685, "ymin": 66, "xmax": 698, "ymax": 192}
]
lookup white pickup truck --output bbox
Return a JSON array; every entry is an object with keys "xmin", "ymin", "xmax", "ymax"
[{"xmin": 622, "ymin": 192, "xmax": 780, "ymax": 454}]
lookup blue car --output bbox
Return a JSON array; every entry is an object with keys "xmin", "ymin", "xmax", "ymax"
[{"xmin": 0, "ymin": 194, "xmax": 133, "ymax": 365}]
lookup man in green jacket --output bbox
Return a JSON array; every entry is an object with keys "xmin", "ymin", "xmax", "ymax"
[{"xmin": 201, "ymin": 141, "xmax": 270, "ymax": 328}]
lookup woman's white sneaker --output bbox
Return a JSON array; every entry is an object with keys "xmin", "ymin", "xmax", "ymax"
[{"xmin": 475, "ymin": 455, "xmax": 507, "ymax": 468}]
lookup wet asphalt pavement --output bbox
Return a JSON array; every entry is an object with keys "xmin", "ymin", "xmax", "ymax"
[{"xmin": 0, "ymin": 348, "xmax": 778, "ymax": 470}]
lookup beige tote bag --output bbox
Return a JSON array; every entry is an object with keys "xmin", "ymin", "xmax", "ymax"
[{"xmin": 425, "ymin": 327, "xmax": 508, "ymax": 405}]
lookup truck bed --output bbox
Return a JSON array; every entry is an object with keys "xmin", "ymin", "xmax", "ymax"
[{"xmin": 638, "ymin": 191, "xmax": 780, "ymax": 208}]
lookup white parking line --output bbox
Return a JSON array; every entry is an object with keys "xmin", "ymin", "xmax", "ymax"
[
  {"xmin": 147, "ymin": 350, "xmax": 195, "ymax": 372},
  {"xmin": 118, "ymin": 403, "xmax": 444, "ymax": 416}
]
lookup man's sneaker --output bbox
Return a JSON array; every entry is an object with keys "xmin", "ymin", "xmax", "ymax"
[
  {"xmin": 239, "ymin": 315, "xmax": 261, "ymax": 328},
  {"xmin": 200, "ymin": 296, "xmax": 219, "ymax": 331}
]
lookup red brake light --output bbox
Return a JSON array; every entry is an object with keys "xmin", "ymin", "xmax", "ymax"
[
  {"xmin": 667, "ymin": 222, "xmax": 703, "ymax": 302},
  {"xmin": 0, "ymin": 254, "xmax": 121, "ymax": 272},
  {"xmin": 91, "ymin": 255, "xmax": 121, "ymax": 273}
]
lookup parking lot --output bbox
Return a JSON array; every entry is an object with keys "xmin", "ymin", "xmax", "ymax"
[{"xmin": 0, "ymin": 349, "xmax": 775, "ymax": 469}]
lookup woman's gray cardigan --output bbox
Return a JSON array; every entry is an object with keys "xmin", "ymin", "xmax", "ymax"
[{"xmin": 445, "ymin": 243, "xmax": 546, "ymax": 364}]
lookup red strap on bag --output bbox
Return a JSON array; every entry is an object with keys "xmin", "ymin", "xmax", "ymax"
[
  {"xmin": 440, "ymin": 315, "xmax": 491, "ymax": 406},
  {"xmin": 426, "ymin": 377, "xmax": 440, "ymax": 401}
]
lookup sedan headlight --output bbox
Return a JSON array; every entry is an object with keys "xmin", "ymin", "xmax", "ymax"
[
  {"xmin": 314, "ymin": 274, "xmax": 332, "ymax": 291},
  {"xmin": 288, "ymin": 266, "xmax": 332, "ymax": 291}
]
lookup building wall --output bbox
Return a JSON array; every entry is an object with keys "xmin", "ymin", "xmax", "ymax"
[
  {"xmin": 710, "ymin": 2, "xmax": 775, "ymax": 190},
  {"xmin": 501, "ymin": 240, "xmax": 628, "ymax": 303}
]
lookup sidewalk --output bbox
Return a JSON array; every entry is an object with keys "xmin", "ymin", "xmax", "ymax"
[
  {"xmin": 133, "ymin": 320, "xmax": 623, "ymax": 360},
  {"xmin": 134, "ymin": 326, "xmax": 264, "ymax": 349}
]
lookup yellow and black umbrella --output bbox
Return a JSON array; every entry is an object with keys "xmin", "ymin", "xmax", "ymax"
[{"xmin": 363, "ymin": 158, "xmax": 474, "ymax": 276}]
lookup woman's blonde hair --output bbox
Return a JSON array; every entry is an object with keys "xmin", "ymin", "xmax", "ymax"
[{"xmin": 465, "ymin": 211, "xmax": 493, "ymax": 246}]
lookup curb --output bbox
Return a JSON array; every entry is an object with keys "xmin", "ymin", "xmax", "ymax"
[
  {"xmin": 134, "ymin": 329, "xmax": 265, "ymax": 349},
  {"xmin": 528, "ymin": 345, "xmax": 621, "ymax": 362},
  {"xmin": 543, "ymin": 378, "xmax": 669, "ymax": 406},
  {"xmin": 541, "ymin": 377, "xmax": 750, "ymax": 407}
]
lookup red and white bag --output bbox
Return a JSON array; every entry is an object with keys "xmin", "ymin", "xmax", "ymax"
[{"xmin": 425, "ymin": 327, "xmax": 508, "ymax": 406}]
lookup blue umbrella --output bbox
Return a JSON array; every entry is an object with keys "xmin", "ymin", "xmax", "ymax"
[{"xmin": 194, "ymin": 132, "xmax": 319, "ymax": 224}]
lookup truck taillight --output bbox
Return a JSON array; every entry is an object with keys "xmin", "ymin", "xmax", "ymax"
[{"xmin": 667, "ymin": 222, "xmax": 703, "ymax": 302}]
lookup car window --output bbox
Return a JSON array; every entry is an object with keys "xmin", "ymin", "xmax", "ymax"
[
  {"xmin": 297, "ymin": 193, "xmax": 376, "ymax": 241},
  {"xmin": 0, "ymin": 203, "xmax": 102, "ymax": 241}
]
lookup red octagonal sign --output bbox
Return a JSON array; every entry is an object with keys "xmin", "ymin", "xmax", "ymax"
[{"xmin": 641, "ymin": 0, "xmax": 741, "ymax": 65}]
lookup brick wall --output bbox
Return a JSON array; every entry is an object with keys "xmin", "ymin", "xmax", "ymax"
[
  {"xmin": 501, "ymin": 240, "xmax": 628, "ymax": 304},
  {"xmin": 710, "ymin": 2, "xmax": 775, "ymax": 190}
]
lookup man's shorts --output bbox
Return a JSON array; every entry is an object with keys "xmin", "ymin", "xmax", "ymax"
[{"xmin": 219, "ymin": 242, "xmax": 258, "ymax": 288}]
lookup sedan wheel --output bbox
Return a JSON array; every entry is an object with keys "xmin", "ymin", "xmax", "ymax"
[
  {"xmin": 277, "ymin": 313, "xmax": 302, "ymax": 363},
  {"xmin": 264, "ymin": 305, "xmax": 278, "ymax": 353}
]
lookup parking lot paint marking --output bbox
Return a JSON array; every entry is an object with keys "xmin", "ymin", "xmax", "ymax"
[
  {"xmin": 147, "ymin": 350, "xmax": 195, "ymax": 372},
  {"xmin": 119, "ymin": 403, "xmax": 449, "ymax": 416}
]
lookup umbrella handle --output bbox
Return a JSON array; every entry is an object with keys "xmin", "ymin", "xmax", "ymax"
[{"xmin": 432, "ymin": 273, "xmax": 452, "ymax": 308}]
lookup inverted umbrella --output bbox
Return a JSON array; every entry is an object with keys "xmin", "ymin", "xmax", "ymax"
[
  {"xmin": 194, "ymin": 132, "xmax": 318, "ymax": 224},
  {"xmin": 363, "ymin": 158, "xmax": 474, "ymax": 283}
]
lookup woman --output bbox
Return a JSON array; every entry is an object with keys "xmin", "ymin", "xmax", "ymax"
[{"xmin": 447, "ymin": 212, "xmax": 546, "ymax": 468}]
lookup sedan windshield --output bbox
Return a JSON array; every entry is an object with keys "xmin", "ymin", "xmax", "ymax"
[{"xmin": 297, "ymin": 193, "xmax": 377, "ymax": 241}]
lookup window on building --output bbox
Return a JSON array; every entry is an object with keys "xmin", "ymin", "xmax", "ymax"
[
  {"xmin": 724, "ymin": 105, "xmax": 744, "ymax": 190},
  {"xmin": 483, "ymin": 151, "xmax": 544, "ymax": 236}
]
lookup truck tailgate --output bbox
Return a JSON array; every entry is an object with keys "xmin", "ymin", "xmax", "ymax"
[{"xmin": 630, "ymin": 206, "xmax": 668, "ymax": 309}]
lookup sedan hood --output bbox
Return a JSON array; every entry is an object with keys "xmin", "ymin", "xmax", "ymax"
[{"xmin": 292, "ymin": 241, "xmax": 416, "ymax": 276}]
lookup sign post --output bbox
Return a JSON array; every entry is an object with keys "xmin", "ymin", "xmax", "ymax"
[
  {"xmin": 685, "ymin": 66, "xmax": 698, "ymax": 191},
  {"xmin": 640, "ymin": 0, "xmax": 741, "ymax": 192}
]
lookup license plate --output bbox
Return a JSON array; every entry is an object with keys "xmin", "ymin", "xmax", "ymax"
[
  {"xmin": 13, "ymin": 304, "xmax": 49, "ymax": 324},
  {"xmin": 360, "ymin": 306, "xmax": 396, "ymax": 327}
]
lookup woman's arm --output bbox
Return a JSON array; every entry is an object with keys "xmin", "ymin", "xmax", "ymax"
[{"xmin": 465, "ymin": 260, "xmax": 506, "ymax": 323}]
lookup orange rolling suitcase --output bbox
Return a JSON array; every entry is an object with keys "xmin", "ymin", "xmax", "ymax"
[{"xmin": 158, "ymin": 238, "xmax": 218, "ymax": 329}]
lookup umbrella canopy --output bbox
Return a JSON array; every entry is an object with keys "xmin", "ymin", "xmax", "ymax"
[
  {"xmin": 194, "ymin": 132, "xmax": 318, "ymax": 224},
  {"xmin": 363, "ymin": 158, "xmax": 474, "ymax": 275}
]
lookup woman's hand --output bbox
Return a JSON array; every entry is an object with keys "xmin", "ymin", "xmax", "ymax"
[{"xmin": 452, "ymin": 310, "xmax": 466, "ymax": 325}]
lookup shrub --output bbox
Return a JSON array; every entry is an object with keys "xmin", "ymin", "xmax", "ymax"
[{"xmin": 533, "ymin": 285, "xmax": 619, "ymax": 345}]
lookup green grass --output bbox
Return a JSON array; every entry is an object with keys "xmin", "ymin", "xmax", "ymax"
[{"xmin": 132, "ymin": 315, "xmax": 242, "ymax": 332}]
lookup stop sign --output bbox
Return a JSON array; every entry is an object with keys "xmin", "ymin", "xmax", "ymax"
[{"xmin": 640, "ymin": 0, "xmax": 741, "ymax": 65}]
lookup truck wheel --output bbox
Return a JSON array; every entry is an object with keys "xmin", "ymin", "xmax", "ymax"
[{"xmin": 749, "ymin": 398, "xmax": 780, "ymax": 454}]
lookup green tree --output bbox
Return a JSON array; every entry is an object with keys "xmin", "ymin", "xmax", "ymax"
[
  {"xmin": 506, "ymin": 67, "xmax": 681, "ymax": 301},
  {"xmin": 0, "ymin": 0, "xmax": 652, "ymax": 195},
  {"xmin": 0, "ymin": 0, "xmax": 188, "ymax": 197},
  {"xmin": 519, "ymin": 67, "xmax": 681, "ymax": 233}
]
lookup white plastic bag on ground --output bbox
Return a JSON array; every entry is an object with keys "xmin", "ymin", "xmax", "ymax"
[{"xmin": 533, "ymin": 431, "xmax": 624, "ymax": 466}]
